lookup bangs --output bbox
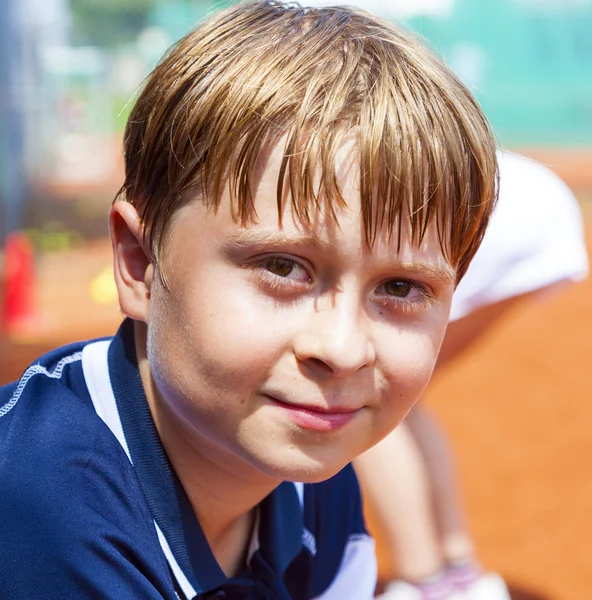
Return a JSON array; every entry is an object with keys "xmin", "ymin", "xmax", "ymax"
[{"xmin": 119, "ymin": 1, "xmax": 498, "ymax": 282}]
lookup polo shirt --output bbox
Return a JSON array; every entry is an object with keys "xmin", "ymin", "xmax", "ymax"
[{"xmin": 0, "ymin": 319, "xmax": 376, "ymax": 599}]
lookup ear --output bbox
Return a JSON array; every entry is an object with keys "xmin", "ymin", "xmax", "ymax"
[{"xmin": 109, "ymin": 201, "xmax": 154, "ymax": 322}]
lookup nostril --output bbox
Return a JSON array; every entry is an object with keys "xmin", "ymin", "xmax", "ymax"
[{"xmin": 306, "ymin": 356, "xmax": 335, "ymax": 373}]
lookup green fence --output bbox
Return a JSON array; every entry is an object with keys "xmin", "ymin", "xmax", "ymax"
[{"xmin": 406, "ymin": 0, "xmax": 592, "ymax": 146}]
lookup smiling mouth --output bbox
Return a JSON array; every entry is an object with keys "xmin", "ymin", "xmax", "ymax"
[{"xmin": 262, "ymin": 394, "xmax": 360, "ymax": 432}]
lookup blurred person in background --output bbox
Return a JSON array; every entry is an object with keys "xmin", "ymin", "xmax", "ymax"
[{"xmin": 355, "ymin": 150, "xmax": 589, "ymax": 600}]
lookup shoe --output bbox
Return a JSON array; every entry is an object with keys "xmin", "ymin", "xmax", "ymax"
[
  {"xmin": 461, "ymin": 573, "xmax": 511, "ymax": 600},
  {"xmin": 376, "ymin": 580, "xmax": 465, "ymax": 600},
  {"xmin": 375, "ymin": 581, "xmax": 424, "ymax": 600}
]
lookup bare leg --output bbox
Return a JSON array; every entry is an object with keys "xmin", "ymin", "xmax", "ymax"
[
  {"xmin": 354, "ymin": 421, "xmax": 444, "ymax": 581},
  {"xmin": 422, "ymin": 295, "xmax": 538, "ymax": 562},
  {"xmin": 404, "ymin": 405, "xmax": 473, "ymax": 564}
]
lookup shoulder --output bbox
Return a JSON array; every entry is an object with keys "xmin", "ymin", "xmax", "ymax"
[
  {"xmin": 451, "ymin": 151, "xmax": 588, "ymax": 320},
  {"xmin": 0, "ymin": 341, "xmax": 92, "ymax": 461},
  {"xmin": 496, "ymin": 151, "xmax": 583, "ymax": 227},
  {"xmin": 0, "ymin": 340, "xmax": 144, "ymax": 550},
  {"xmin": 302, "ymin": 464, "xmax": 376, "ymax": 599},
  {"xmin": 0, "ymin": 339, "xmax": 92, "ymax": 420},
  {"xmin": 0, "ymin": 341, "xmax": 176, "ymax": 599},
  {"xmin": 497, "ymin": 150, "xmax": 575, "ymax": 198},
  {"xmin": 0, "ymin": 340, "xmax": 111, "ymax": 479}
]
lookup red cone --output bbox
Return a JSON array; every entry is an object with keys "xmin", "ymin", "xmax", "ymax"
[{"xmin": 1, "ymin": 232, "xmax": 36, "ymax": 336}]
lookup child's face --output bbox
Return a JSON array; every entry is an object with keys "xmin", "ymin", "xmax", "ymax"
[{"xmin": 144, "ymin": 143, "xmax": 455, "ymax": 483}]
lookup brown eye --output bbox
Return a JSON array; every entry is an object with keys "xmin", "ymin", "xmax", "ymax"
[
  {"xmin": 384, "ymin": 280, "xmax": 412, "ymax": 297},
  {"xmin": 265, "ymin": 257, "xmax": 295, "ymax": 277}
]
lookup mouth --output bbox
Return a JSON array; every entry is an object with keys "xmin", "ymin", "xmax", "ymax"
[{"xmin": 262, "ymin": 393, "xmax": 360, "ymax": 433}]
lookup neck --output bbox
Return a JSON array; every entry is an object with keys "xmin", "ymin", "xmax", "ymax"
[{"xmin": 134, "ymin": 321, "xmax": 278, "ymax": 576}]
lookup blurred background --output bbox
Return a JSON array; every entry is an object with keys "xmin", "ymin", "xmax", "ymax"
[{"xmin": 0, "ymin": 1, "xmax": 591, "ymax": 598}]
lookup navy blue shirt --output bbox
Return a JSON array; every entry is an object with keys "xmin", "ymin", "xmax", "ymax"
[{"xmin": 0, "ymin": 320, "xmax": 376, "ymax": 599}]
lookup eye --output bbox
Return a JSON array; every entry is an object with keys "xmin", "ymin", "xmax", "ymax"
[
  {"xmin": 265, "ymin": 257, "xmax": 297, "ymax": 278},
  {"xmin": 258, "ymin": 256, "xmax": 311, "ymax": 283},
  {"xmin": 374, "ymin": 278, "xmax": 435, "ymax": 313},
  {"xmin": 383, "ymin": 280, "xmax": 413, "ymax": 298}
]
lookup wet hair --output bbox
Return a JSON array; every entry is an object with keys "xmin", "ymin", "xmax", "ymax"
[{"xmin": 116, "ymin": 0, "xmax": 498, "ymax": 281}]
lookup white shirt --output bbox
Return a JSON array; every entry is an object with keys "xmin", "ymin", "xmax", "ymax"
[{"xmin": 451, "ymin": 150, "xmax": 589, "ymax": 321}]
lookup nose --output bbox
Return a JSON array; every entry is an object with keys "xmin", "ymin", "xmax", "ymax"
[{"xmin": 293, "ymin": 292, "xmax": 375, "ymax": 378}]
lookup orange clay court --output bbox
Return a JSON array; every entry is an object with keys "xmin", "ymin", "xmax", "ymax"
[{"xmin": 1, "ymin": 193, "xmax": 591, "ymax": 600}]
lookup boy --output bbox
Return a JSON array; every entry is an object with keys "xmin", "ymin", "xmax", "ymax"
[{"xmin": 0, "ymin": 2, "xmax": 498, "ymax": 598}]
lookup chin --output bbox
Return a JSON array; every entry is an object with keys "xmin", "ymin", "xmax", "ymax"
[{"xmin": 252, "ymin": 448, "xmax": 353, "ymax": 484}]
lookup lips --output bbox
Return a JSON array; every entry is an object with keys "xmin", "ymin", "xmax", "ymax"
[{"xmin": 262, "ymin": 392, "xmax": 360, "ymax": 432}]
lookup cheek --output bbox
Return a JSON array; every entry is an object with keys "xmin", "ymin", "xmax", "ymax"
[
  {"xmin": 378, "ymin": 328, "xmax": 443, "ymax": 411},
  {"xmin": 150, "ymin": 269, "xmax": 293, "ymax": 397}
]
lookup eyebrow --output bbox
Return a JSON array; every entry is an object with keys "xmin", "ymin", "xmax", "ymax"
[
  {"xmin": 220, "ymin": 228, "xmax": 339, "ymax": 254},
  {"xmin": 394, "ymin": 261, "xmax": 456, "ymax": 286}
]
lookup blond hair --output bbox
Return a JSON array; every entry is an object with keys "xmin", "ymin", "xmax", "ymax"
[{"xmin": 117, "ymin": 0, "xmax": 498, "ymax": 281}]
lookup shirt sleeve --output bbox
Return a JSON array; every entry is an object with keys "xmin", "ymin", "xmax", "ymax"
[{"xmin": 0, "ymin": 381, "xmax": 178, "ymax": 600}]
